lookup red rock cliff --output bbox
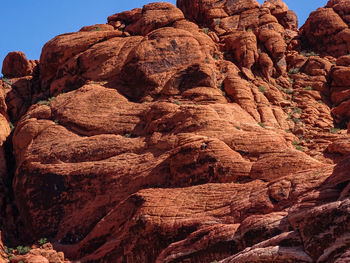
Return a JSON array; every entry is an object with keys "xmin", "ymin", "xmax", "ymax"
[{"xmin": 1, "ymin": 0, "xmax": 350, "ymax": 262}]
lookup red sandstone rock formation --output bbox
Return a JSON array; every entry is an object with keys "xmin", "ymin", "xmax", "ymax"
[{"xmin": 0, "ymin": 0, "xmax": 350, "ymax": 262}]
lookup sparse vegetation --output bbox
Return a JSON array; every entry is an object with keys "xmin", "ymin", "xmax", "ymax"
[
  {"xmin": 124, "ymin": 133, "xmax": 132, "ymax": 138},
  {"xmin": 16, "ymin": 246, "xmax": 30, "ymax": 255},
  {"xmin": 213, "ymin": 53, "xmax": 220, "ymax": 60},
  {"xmin": 246, "ymin": 28, "xmax": 253, "ymax": 32},
  {"xmin": 292, "ymin": 141, "xmax": 303, "ymax": 151},
  {"xmin": 317, "ymin": 100, "xmax": 324, "ymax": 104},
  {"xmin": 304, "ymin": 86, "xmax": 313, "ymax": 90},
  {"xmin": 9, "ymin": 122, "xmax": 15, "ymax": 132},
  {"xmin": 288, "ymin": 78, "xmax": 295, "ymax": 85},
  {"xmin": 258, "ymin": 85, "xmax": 266, "ymax": 94},
  {"xmin": 38, "ymin": 237, "xmax": 48, "ymax": 246},
  {"xmin": 204, "ymin": 57, "xmax": 210, "ymax": 63},
  {"xmin": 222, "ymin": 91, "xmax": 226, "ymax": 96},
  {"xmin": 330, "ymin": 127, "xmax": 340, "ymax": 134},
  {"xmin": 288, "ymin": 68, "xmax": 300, "ymax": 74},
  {"xmin": 235, "ymin": 126, "xmax": 241, "ymax": 130},
  {"xmin": 173, "ymin": 100, "xmax": 181, "ymax": 105},
  {"xmin": 215, "ymin": 18, "xmax": 221, "ymax": 25},
  {"xmin": 37, "ymin": 97, "xmax": 56, "ymax": 106},
  {"xmin": 285, "ymin": 129, "xmax": 291, "ymax": 133},
  {"xmin": 292, "ymin": 107, "xmax": 302, "ymax": 114},
  {"xmin": 300, "ymin": 51, "xmax": 319, "ymax": 57},
  {"xmin": 203, "ymin": 27, "xmax": 209, "ymax": 34},
  {"xmin": 94, "ymin": 27, "xmax": 101, "ymax": 31},
  {"xmin": 292, "ymin": 117, "xmax": 302, "ymax": 124},
  {"xmin": 218, "ymin": 82, "xmax": 223, "ymax": 90},
  {"xmin": 258, "ymin": 122, "xmax": 265, "ymax": 128}
]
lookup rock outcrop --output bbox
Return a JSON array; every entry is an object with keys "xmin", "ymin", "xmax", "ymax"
[{"xmin": 1, "ymin": 0, "xmax": 350, "ymax": 262}]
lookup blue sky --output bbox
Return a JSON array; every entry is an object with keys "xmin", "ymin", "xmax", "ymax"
[{"xmin": 0, "ymin": 0, "xmax": 327, "ymax": 74}]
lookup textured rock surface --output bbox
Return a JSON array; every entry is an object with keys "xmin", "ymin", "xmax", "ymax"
[{"xmin": 1, "ymin": 0, "xmax": 350, "ymax": 262}]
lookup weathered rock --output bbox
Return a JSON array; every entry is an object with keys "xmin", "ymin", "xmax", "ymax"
[
  {"xmin": 2, "ymin": 1, "xmax": 350, "ymax": 263},
  {"xmin": 301, "ymin": 3, "xmax": 350, "ymax": 57},
  {"xmin": 124, "ymin": 3, "xmax": 185, "ymax": 35},
  {"xmin": 2, "ymin": 52, "xmax": 37, "ymax": 78}
]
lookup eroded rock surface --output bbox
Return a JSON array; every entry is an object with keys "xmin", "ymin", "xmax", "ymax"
[{"xmin": 1, "ymin": 0, "xmax": 350, "ymax": 262}]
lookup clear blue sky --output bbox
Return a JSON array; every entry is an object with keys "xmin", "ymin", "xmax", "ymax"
[{"xmin": 0, "ymin": 0, "xmax": 327, "ymax": 75}]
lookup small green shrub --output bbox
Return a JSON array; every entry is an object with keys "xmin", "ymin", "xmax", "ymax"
[
  {"xmin": 292, "ymin": 117, "xmax": 302, "ymax": 124},
  {"xmin": 124, "ymin": 133, "xmax": 132, "ymax": 138},
  {"xmin": 17, "ymin": 246, "xmax": 30, "ymax": 255},
  {"xmin": 317, "ymin": 100, "xmax": 324, "ymax": 104},
  {"xmin": 330, "ymin": 127, "xmax": 340, "ymax": 134},
  {"xmin": 246, "ymin": 28, "xmax": 253, "ymax": 32},
  {"xmin": 204, "ymin": 57, "xmax": 210, "ymax": 63},
  {"xmin": 37, "ymin": 97, "xmax": 56, "ymax": 106},
  {"xmin": 222, "ymin": 91, "xmax": 226, "ymax": 96},
  {"xmin": 38, "ymin": 237, "xmax": 48, "ymax": 246},
  {"xmin": 215, "ymin": 18, "xmax": 221, "ymax": 25},
  {"xmin": 285, "ymin": 129, "xmax": 291, "ymax": 133},
  {"xmin": 203, "ymin": 28, "xmax": 209, "ymax": 34},
  {"xmin": 292, "ymin": 107, "xmax": 302, "ymax": 114},
  {"xmin": 289, "ymin": 68, "xmax": 300, "ymax": 74},
  {"xmin": 213, "ymin": 53, "xmax": 220, "ymax": 60},
  {"xmin": 304, "ymin": 86, "xmax": 312, "ymax": 90},
  {"xmin": 173, "ymin": 100, "xmax": 181, "ymax": 105},
  {"xmin": 289, "ymin": 78, "xmax": 295, "ymax": 84},
  {"xmin": 19, "ymin": 260, "xmax": 24, "ymax": 263},
  {"xmin": 218, "ymin": 82, "xmax": 223, "ymax": 90},
  {"xmin": 300, "ymin": 51, "xmax": 319, "ymax": 57},
  {"xmin": 258, "ymin": 85, "xmax": 266, "ymax": 94},
  {"xmin": 258, "ymin": 122, "xmax": 265, "ymax": 128},
  {"xmin": 94, "ymin": 27, "xmax": 101, "ymax": 31},
  {"xmin": 9, "ymin": 122, "xmax": 15, "ymax": 132},
  {"xmin": 1, "ymin": 78, "xmax": 12, "ymax": 85},
  {"xmin": 292, "ymin": 141, "xmax": 303, "ymax": 151}
]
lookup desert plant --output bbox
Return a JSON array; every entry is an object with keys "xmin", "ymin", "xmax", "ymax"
[
  {"xmin": 288, "ymin": 68, "xmax": 300, "ymax": 74},
  {"xmin": 330, "ymin": 127, "xmax": 340, "ymax": 134},
  {"xmin": 213, "ymin": 53, "xmax": 220, "ymax": 60},
  {"xmin": 218, "ymin": 82, "xmax": 223, "ymax": 90},
  {"xmin": 292, "ymin": 117, "xmax": 302, "ymax": 124},
  {"xmin": 203, "ymin": 28, "xmax": 209, "ymax": 34},
  {"xmin": 292, "ymin": 141, "xmax": 303, "ymax": 151},
  {"xmin": 37, "ymin": 97, "xmax": 56, "ymax": 106},
  {"xmin": 9, "ymin": 122, "xmax": 15, "ymax": 132},
  {"xmin": 304, "ymin": 86, "xmax": 312, "ymax": 90},
  {"xmin": 258, "ymin": 122, "xmax": 265, "ymax": 128},
  {"xmin": 173, "ymin": 100, "xmax": 181, "ymax": 105},
  {"xmin": 1, "ymin": 77, "xmax": 12, "ymax": 85},
  {"xmin": 289, "ymin": 78, "xmax": 294, "ymax": 84},
  {"xmin": 124, "ymin": 133, "xmax": 132, "ymax": 138},
  {"xmin": 94, "ymin": 27, "xmax": 101, "ymax": 31},
  {"xmin": 38, "ymin": 238, "xmax": 48, "ymax": 246},
  {"xmin": 292, "ymin": 107, "xmax": 302, "ymax": 114},
  {"xmin": 300, "ymin": 51, "xmax": 319, "ymax": 57},
  {"xmin": 16, "ymin": 246, "xmax": 30, "ymax": 255},
  {"xmin": 258, "ymin": 85, "xmax": 266, "ymax": 94},
  {"xmin": 317, "ymin": 100, "xmax": 324, "ymax": 104},
  {"xmin": 215, "ymin": 18, "xmax": 221, "ymax": 25}
]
